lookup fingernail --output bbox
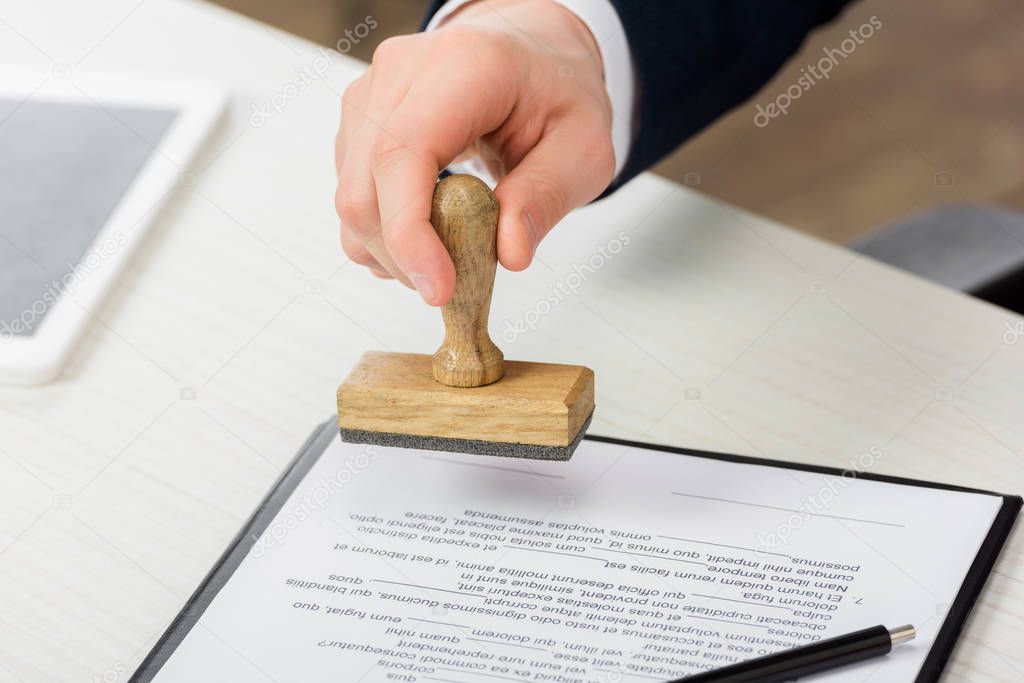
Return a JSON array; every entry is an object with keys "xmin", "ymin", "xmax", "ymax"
[
  {"xmin": 521, "ymin": 209, "xmax": 540, "ymax": 256},
  {"xmin": 409, "ymin": 273, "xmax": 435, "ymax": 304}
]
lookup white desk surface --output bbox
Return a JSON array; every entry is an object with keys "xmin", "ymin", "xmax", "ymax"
[{"xmin": 0, "ymin": 1, "xmax": 1021, "ymax": 681}]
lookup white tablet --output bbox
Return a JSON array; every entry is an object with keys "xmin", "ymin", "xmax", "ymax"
[{"xmin": 0, "ymin": 68, "xmax": 224, "ymax": 385}]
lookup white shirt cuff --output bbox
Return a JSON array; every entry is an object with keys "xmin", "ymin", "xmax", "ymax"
[{"xmin": 426, "ymin": 0, "xmax": 636, "ymax": 183}]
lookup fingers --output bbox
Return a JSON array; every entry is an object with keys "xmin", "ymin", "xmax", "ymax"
[
  {"xmin": 336, "ymin": 70, "xmax": 415, "ymax": 287},
  {"xmin": 340, "ymin": 95, "xmax": 451, "ymax": 301},
  {"xmin": 493, "ymin": 119, "xmax": 615, "ymax": 271},
  {"xmin": 334, "ymin": 20, "xmax": 614, "ymax": 299},
  {"xmin": 370, "ymin": 142, "xmax": 451, "ymax": 305},
  {"xmin": 336, "ymin": 165, "xmax": 413, "ymax": 286},
  {"xmin": 336, "ymin": 76, "xmax": 386, "ymax": 276},
  {"xmin": 338, "ymin": 218, "xmax": 378, "ymax": 268},
  {"xmin": 364, "ymin": 56, "xmax": 516, "ymax": 305},
  {"xmin": 366, "ymin": 93, "xmax": 468, "ymax": 305}
]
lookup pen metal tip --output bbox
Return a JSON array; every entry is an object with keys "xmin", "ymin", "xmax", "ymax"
[{"xmin": 888, "ymin": 624, "xmax": 916, "ymax": 646}]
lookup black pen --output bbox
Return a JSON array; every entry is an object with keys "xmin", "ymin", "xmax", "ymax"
[{"xmin": 668, "ymin": 624, "xmax": 916, "ymax": 682}]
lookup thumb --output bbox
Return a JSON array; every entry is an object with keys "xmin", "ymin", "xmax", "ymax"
[{"xmin": 493, "ymin": 124, "xmax": 615, "ymax": 271}]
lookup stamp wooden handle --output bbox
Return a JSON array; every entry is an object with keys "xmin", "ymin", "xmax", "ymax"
[{"xmin": 431, "ymin": 174, "xmax": 505, "ymax": 387}]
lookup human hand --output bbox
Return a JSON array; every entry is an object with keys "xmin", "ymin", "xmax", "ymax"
[{"xmin": 334, "ymin": 0, "xmax": 615, "ymax": 305}]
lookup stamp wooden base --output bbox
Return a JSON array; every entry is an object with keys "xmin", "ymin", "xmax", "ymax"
[{"xmin": 337, "ymin": 351, "xmax": 595, "ymax": 452}]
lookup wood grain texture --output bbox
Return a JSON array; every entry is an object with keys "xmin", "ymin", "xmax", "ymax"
[
  {"xmin": 431, "ymin": 175, "xmax": 504, "ymax": 387},
  {"xmin": 338, "ymin": 351, "xmax": 594, "ymax": 447}
]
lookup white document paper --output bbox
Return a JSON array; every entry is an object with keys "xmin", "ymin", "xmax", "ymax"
[{"xmin": 152, "ymin": 433, "xmax": 1004, "ymax": 682}]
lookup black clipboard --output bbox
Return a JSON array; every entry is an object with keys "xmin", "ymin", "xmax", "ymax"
[{"xmin": 132, "ymin": 419, "xmax": 1021, "ymax": 683}]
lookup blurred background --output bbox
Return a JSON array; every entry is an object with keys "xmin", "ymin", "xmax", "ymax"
[{"xmin": 210, "ymin": 0, "xmax": 1024, "ymax": 245}]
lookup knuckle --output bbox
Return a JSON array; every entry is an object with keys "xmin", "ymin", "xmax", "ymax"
[
  {"xmin": 438, "ymin": 24, "xmax": 509, "ymax": 56},
  {"xmin": 334, "ymin": 183, "xmax": 375, "ymax": 231},
  {"xmin": 432, "ymin": 24, "xmax": 479, "ymax": 51},
  {"xmin": 438, "ymin": 27, "xmax": 516, "ymax": 78},
  {"xmin": 371, "ymin": 35, "xmax": 410, "ymax": 66},
  {"xmin": 340, "ymin": 85, "xmax": 365, "ymax": 119},
  {"xmin": 434, "ymin": 24, "xmax": 480, "ymax": 49},
  {"xmin": 342, "ymin": 75, "xmax": 367, "ymax": 103}
]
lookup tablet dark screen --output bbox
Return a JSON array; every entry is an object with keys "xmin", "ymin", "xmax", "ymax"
[{"xmin": 0, "ymin": 99, "xmax": 177, "ymax": 338}]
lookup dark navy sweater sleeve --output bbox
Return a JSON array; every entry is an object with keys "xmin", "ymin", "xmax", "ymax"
[{"xmin": 423, "ymin": 1, "xmax": 853, "ymax": 194}]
